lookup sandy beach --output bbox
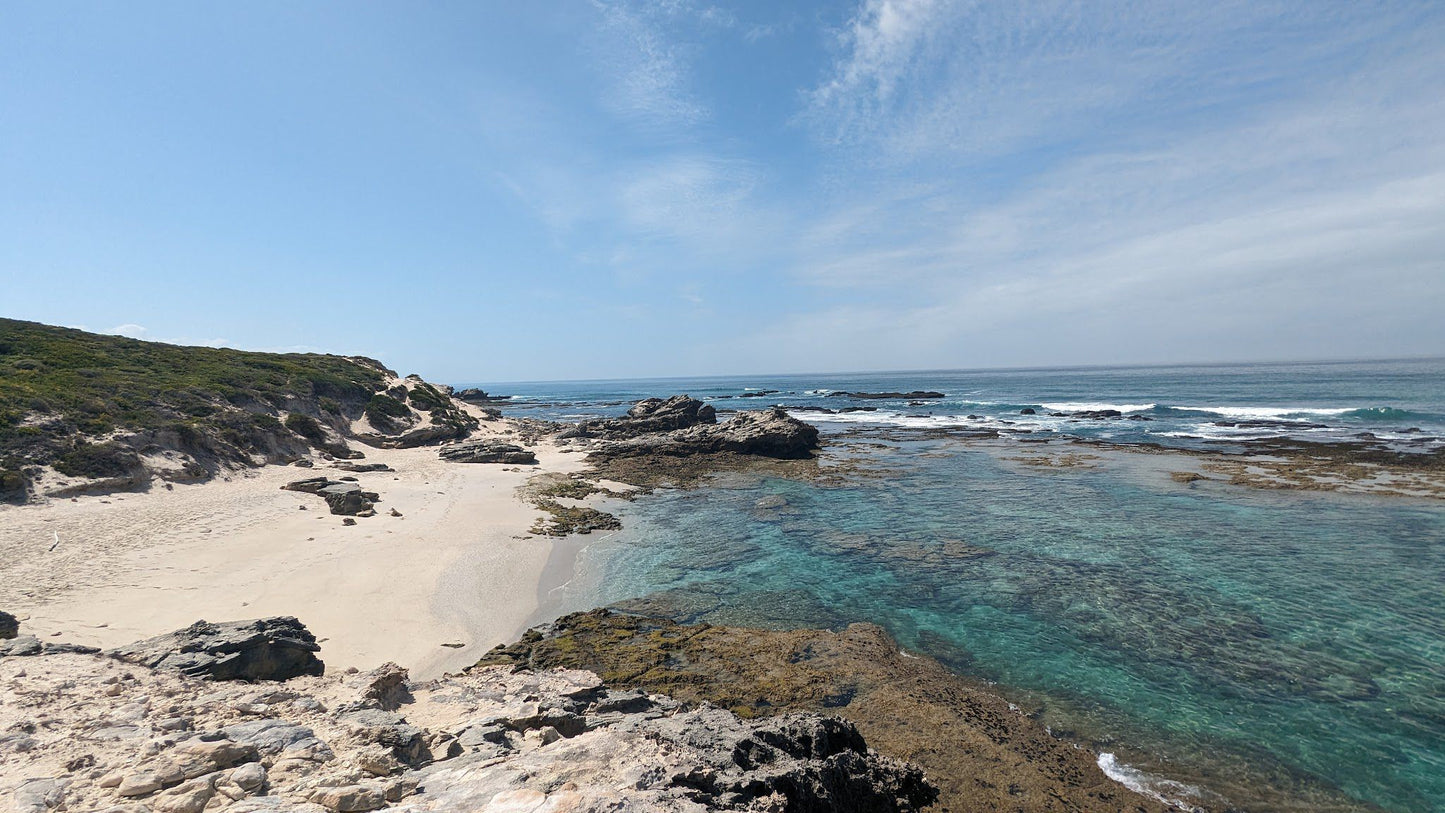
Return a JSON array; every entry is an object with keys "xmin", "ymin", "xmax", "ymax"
[{"xmin": 0, "ymin": 419, "xmax": 592, "ymax": 680}]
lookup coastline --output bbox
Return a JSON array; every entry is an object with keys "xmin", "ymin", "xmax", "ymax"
[{"xmin": 0, "ymin": 419, "xmax": 589, "ymax": 681}]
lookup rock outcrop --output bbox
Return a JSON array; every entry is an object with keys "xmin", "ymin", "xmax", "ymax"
[
  {"xmin": 107, "ymin": 617, "xmax": 325, "ymax": 681},
  {"xmin": 561, "ymin": 394, "xmax": 718, "ymax": 440},
  {"xmin": 282, "ymin": 477, "xmax": 380, "ymax": 516},
  {"xmin": 438, "ymin": 440, "xmax": 538, "ymax": 465},
  {"xmin": 454, "ymin": 388, "xmax": 510, "ymax": 403},
  {"xmin": 590, "ymin": 406, "xmax": 820, "ymax": 460},
  {"xmin": 1, "ymin": 636, "xmax": 936, "ymax": 812}
]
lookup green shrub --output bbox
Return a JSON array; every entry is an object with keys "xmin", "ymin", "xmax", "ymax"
[
  {"xmin": 407, "ymin": 383, "xmax": 450, "ymax": 412},
  {"xmin": 284, "ymin": 412, "xmax": 326, "ymax": 443},
  {"xmin": 365, "ymin": 393, "xmax": 411, "ymax": 420},
  {"xmin": 53, "ymin": 442, "xmax": 140, "ymax": 479}
]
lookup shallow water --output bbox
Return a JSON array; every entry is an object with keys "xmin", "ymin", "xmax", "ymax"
[
  {"xmin": 487, "ymin": 361, "xmax": 1445, "ymax": 812},
  {"xmin": 554, "ymin": 441, "xmax": 1445, "ymax": 812}
]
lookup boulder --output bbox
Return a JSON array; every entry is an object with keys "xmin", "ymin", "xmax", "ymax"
[
  {"xmin": 107, "ymin": 617, "xmax": 324, "ymax": 681},
  {"xmin": 438, "ymin": 440, "xmax": 537, "ymax": 465},
  {"xmin": 0, "ymin": 609, "xmax": 17, "ymax": 639},
  {"xmin": 281, "ymin": 478, "xmax": 379, "ymax": 516}
]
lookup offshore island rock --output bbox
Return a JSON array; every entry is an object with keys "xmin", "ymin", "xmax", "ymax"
[
  {"xmin": 830, "ymin": 391, "xmax": 945, "ymax": 400},
  {"xmin": 107, "ymin": 617, "xmax": 324, "ymax": 681},
  {"xmin": 439, "ymin": 440, "xmax": 538, "ymax": 465}
]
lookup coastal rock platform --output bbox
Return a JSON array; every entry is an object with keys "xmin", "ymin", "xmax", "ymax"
[{"xmin": 0, "ymin": 638, "xmax": 936, "ymax": 812}]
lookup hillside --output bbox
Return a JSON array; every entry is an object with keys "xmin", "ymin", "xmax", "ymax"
[{"xmin": 0, "ymin": 319, "xmax": 477, "ymax": 503}]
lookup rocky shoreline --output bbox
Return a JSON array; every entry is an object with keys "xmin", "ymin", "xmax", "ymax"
[{"xmin": 0, "ymin": 616, "xmax": 936, "ymax": 812}]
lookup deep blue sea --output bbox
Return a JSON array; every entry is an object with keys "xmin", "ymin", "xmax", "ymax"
[{"xmin": 470, "ymin": 360, "xmax": 1445, "ymax": 813}]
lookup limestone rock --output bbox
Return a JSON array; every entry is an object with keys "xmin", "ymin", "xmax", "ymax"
[
  {"xmin": 560, "ymin": 394, "xmax": 716, "ymax": 441},
  {"xmin": 437, "ymin": 440, "xmax": 537, "ymax": 465},
  {"xmin": 107, "ymin": 617, "xmax": 324, "ymax": 681},
  {"xmin": 590, "ymin": 406, "xmax": 820, "ymax": 461}
]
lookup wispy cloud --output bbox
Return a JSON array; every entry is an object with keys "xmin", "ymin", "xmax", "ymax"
[{"xmin": 590, "ymin": 0, "xmax": 708, "ymax": 130}]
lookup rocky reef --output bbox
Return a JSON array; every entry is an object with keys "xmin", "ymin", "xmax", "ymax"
[
  {"xmin": 478, "ymin": 610, "xmax": 1181, "ymax": 813},
  {"xmin": 0, "ymin": 617, "xmax": 937, "ymax": 813}
]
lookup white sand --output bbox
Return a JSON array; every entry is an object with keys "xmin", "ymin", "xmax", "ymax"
[{"xmin": 0, "ymin": 421, "xmax": 592, "ymax": 679}]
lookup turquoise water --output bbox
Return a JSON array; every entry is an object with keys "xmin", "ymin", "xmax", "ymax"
[{"xmin": 487, "ymin": 362, "xmax": 1445, "ymax": 812}]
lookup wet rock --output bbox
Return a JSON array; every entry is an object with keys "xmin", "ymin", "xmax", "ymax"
[
  {"xmin": 438, "ymin": 440, "xmax": 537, "ymax": 465},
  {"xmin": 108, "ymin": 617, "xmax": 324, "ymax": 681},
  {"xmin": 1020, "ymin": 407, "xmax": 1036, "ymax": 415}
]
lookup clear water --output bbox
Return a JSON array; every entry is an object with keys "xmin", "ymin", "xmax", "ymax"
[{"xmin": 471, "ymin": 361, "xmax": 1445, "ymax": 812}]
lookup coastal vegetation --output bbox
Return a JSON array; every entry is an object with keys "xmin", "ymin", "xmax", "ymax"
[{"xmin": 0, "ymin": 318, "xmax": 394, "ymax": 499}]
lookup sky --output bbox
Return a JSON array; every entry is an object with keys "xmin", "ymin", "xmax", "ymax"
[{"xmin": 2, "ymin": 1, "xmax": 1443, "ymax": 383}]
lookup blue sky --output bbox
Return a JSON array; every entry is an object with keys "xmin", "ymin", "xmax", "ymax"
[{"xmin": 2, "ymin": 1, "xmax": 1442, "ymax": 383}]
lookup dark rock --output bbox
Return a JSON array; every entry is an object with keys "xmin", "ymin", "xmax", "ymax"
[
  {"xmin": 838, "ymin": 407, "xmax": 878, "ymax": 413},
  {"xmin": 589, "ymin": 407, "xmax": 819, "ymax": 461},
  {"xmin": 1073, "ymin": 409, "xmax": 1123, "ymax": 419},
  {"xmin": 438, "ymin": 440, "xmax": 538, "ymax": 465},
  {"xmin": 828, "ymin": 391, "xmax": 945, "ymax": 400},
  {"xmin": 0, "ymin": 634, "xmax": 100, "ymax": 658},
  {"xmin": 335, "ymin": 463, "xmax": 394, "ymax": 473},
  {"xmin": 561, "ymin": 395, "xmax": 717, "ymax": 441},
  {"xmin": 281, "ymin": 478, "xmax": 379, "ymax": 515},
  {"xmin": 107, "ymin": 617, "xmax": 325, "ymax": 681},
  {"xmin": 0, "ymin": 610, "xmax": 17, "ymax": 639},
  {"xmin": 1020, "ymin": 408, "xmax": 1036, "ymax": 415},
  {"xmin": 454, "ymin": 388, "xmax": 511, "ymax": 403}
]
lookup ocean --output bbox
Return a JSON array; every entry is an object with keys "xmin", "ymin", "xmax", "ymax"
[{"xmin": 470, "ymin": 359, "xmax": 1445, "ymax": 813}]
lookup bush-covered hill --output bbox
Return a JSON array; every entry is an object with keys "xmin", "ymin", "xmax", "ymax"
[{"xmin": 0, "ymin": 319, "xmax": 474, "ymax": 502}]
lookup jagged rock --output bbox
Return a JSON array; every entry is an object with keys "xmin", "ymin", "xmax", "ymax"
[
  {"xmin": 438, "ymin": 440, "xmax": 537, "ymax": 465},
  {"xmin": 2, "ymin": 643, "xmax": 940, "ymax": 813},
  {"xmin": 560, "ymin": 394, "xmax": 717, "ymax": 440},
  {"xmin": 454, "ymin": 388, "xmax": 510, "ymax": 403},
  {"xmin": 108, "ymin": 617, "xmax": 324, "ymax": 681},
  {"xmin": 0, "ymin": 610, "xmax": 17, "ymax": 639},
  {"xmin": 590, "ymin": 407, "xmax": 819, "ymax": 461}
]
